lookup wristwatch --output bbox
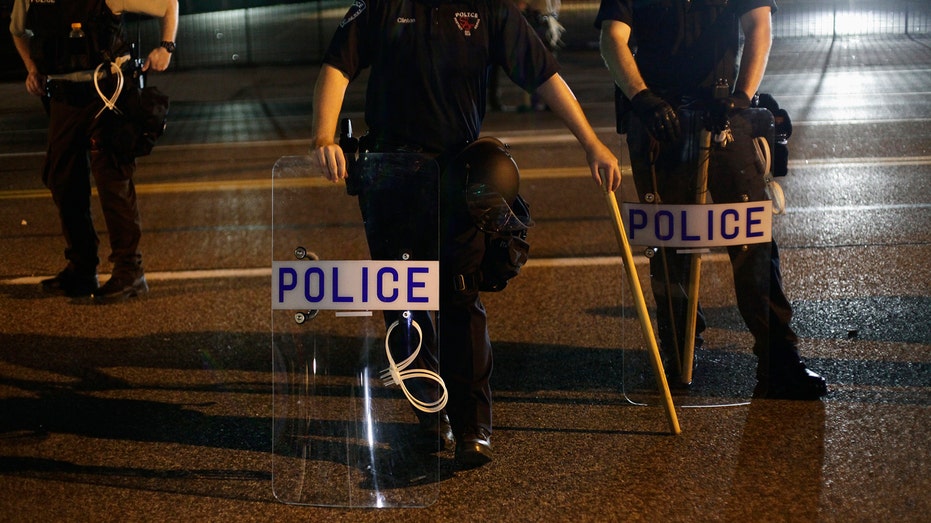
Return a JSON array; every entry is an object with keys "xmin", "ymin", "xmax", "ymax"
[{"xmin": 160, "ymin": 41, "xmax": 176, "ymax": 53}]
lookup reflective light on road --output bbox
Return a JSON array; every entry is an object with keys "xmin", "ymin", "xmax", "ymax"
[{"xmin": 804, "ymin": 9, "xmax": 916, "ymax": 36}]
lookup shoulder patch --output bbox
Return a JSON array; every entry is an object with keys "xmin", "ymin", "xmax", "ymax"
[{"xmin": 340, "ymin": 0, "xmax": 367, "ymax": 28}]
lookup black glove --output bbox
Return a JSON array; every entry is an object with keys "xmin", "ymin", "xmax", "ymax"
[
  {"xmin": 711, "ymin": 91, "xmax": 751, "ymax": 131},
  {"xmin": 630, "ymin": 89, "xmax": 680, "ymax": 143}
]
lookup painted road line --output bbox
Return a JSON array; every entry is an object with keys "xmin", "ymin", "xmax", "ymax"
[
  {"xmin": 1, "ymin": 254, "xmax": 736, "ymax": 286},
  {"xmin": 3, "ymin": 156, "xmax": 931, "ymax": 200}
]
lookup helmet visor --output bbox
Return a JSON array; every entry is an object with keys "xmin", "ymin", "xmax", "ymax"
[{"xmin": 466, "ymin": 184, "xmax": 533, "ymax": 233}]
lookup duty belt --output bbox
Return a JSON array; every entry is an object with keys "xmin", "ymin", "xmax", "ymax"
[{"xmin": 45, "ymin": 55, "xmax": 133, "ymax": 105}]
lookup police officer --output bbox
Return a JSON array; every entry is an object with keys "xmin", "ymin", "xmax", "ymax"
[
  {"xmin": 9, "ymin": 0, "xmax": 178, "ymax": 302},
  {"xmin": 312, "ymin": 0, "xmax": 621, "ymax": 467},
  {"xmin": 596, "ymin": 0, "xmax": 827, "ymax": 399}
]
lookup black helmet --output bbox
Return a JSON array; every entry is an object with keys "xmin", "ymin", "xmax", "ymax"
[
  {"xmin": 449, "ymin": 137, "xmax": 532, "ymax": 233},
  {"xmin": 453, "ymin": 137, "xmax": 520, "ymax": 204}
]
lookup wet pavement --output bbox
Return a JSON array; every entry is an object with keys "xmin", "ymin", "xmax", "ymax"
[{"xmin": 0, "ymin": 34, "xmax": 929, "ymax": 521}]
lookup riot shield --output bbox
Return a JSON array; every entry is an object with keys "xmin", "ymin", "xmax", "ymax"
[
  {"xmin": 271, "ymin": 154, "xmax": 445, "ymax": 507},
  {"xmin": 619, "ymin": 108, "xmax": 779, "ymax": 407}
]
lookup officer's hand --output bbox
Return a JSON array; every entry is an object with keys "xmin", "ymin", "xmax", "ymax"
[
  {"xmin": 630, "ymin": 89, "xmax": 680, "ymax": 143},
  {"xmin": 143, "ymin": 47, "xmax": 172, "ymax": 73},
  {"xmin": 586, "ymin": 141, "xmax": 622, "ymax": 192},
  {"xmin": 710, "ymin": 91, "xmax": 751, "ymax": 132},
  {"xmin": 24, "ymin": 71, "xmax": 46, "ymax": 98},
  {"xmin": 312, "ymin": 142, "xmax": 347, "ymax": 182}
]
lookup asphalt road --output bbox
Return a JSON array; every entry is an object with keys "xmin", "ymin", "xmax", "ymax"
[{"xmin": 0, "ymin": 36, "xmax": 929, "ymax": 521}]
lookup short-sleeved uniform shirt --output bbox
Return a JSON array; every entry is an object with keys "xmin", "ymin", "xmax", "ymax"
[
  {"xmin": 325, "ymin": 0, "xmax": 559, "ymax": 153},
  {"xmin": 594, "ymin": 0, "xmax": 776, "ymax": 101},
  {"xmin": 10, "ymin": 0, "xmax": 172, "ymax": 37}
]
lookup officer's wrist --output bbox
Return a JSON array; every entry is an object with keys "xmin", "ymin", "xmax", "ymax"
[
  {"xmin": 630, "ymin": 88, "xmax": 654, "ymax": 104},
  {"xmin": 731, "ymin": 91, "xmax": 751, "ymax": 108}
]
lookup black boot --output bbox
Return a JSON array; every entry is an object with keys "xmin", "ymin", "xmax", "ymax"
[
  {"xmin": 41, "ymin": 268, "xmax": 98, "ymax": 297},
  {"xmin": 755, "ymin": 363, "xmax": 827, "ymax": 400}
]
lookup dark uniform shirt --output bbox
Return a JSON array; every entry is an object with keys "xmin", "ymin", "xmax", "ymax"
[
  {"xmin": 325, "ymin": 0, "xmax": 559, "ymax": 153},
  {"xmin": 24, "ymin": 0, "xmax": 129, "ymax": 75},
  {"xmin": 594, "ymin": 0, "xmax": 776, "ymax": 101}
]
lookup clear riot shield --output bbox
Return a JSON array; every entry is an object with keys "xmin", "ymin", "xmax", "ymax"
[
  {"xmin": 620, "ymin": 108, "xmax": 779, "ymax": 407},
  {"xmin": 271, "ymin": 153, "xmax": 445, "ymax": 508}
]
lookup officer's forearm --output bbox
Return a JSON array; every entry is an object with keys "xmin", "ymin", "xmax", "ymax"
[
  {"xmin": 159, "ymin": 0, "xmax": 179, "ymax": 43},
  {"xmin": 311, "ymin": 64, "xmax": 351, "ymax": 147},
  {"xmin": 735, "ymin": 6, "xmax": 772, "ymax": 99},
  {"xmin": 536, "ymin": 74, "xmax": 602, "ymax": 151},
  {"xmin": 12, "ymin": 34, "xmax": 45, "ymax": 97},
  {"xmin": 536, "ymin": 74, "xmax": 622, "ymax": 190},
  {"xmin": 12, "ymin": 35, "xmax": 38, "ymax": 74},
  {"xmin": 599, "ymin": 20, "xmax": 647, "ymax": 99}
]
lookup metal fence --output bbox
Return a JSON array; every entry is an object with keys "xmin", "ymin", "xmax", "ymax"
[
  {"xmin": 17, "ymin": 0, "xmax": 931, "ymax": 73},
  {"xmin": 770, "ymin": 0, "xmax": 930, "ymax": 38}
]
